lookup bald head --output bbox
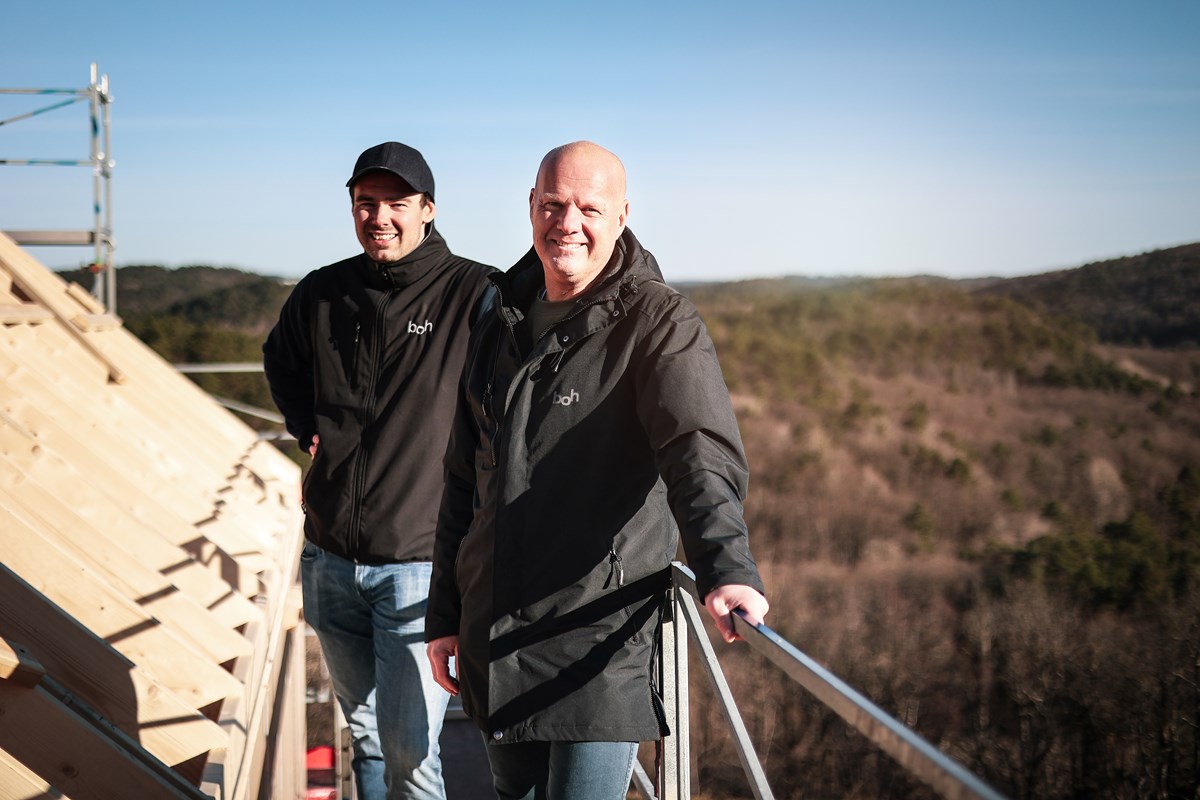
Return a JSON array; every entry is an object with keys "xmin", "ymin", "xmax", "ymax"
[
  {"xmin": 529, "ymin": 141, "xmax": 630, "ymax": 301},
  {"xmin": 535, "ymin": 141, "xmax": 627, "ymax": 200}
]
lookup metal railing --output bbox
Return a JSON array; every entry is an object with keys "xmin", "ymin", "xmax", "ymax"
[
  {"xmin": 650, "ymin": 562, "xmax": 1007, "ymax": 800},
  {"xmin": 172, "ymin": 362, "xmax": 293, "ymax": 438}
]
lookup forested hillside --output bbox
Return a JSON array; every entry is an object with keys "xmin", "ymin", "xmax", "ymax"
[
  {"xmin": 975, "ymin": 242, "xmax": 1200, "ymax": 348},
  {"xmin": 687, "ymin": 274, "xmax": 1199, "ymax": 799},
  {"xmin": 58, "ymin": 244, "xmax": 1200, "ymax": 798}
]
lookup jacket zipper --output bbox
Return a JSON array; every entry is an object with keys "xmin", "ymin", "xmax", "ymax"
[
  {"xmin": 485, "ymin": 320, "xmax": 518, "ymax": 469},
  {"xmin": 350, "ymin": 321, "xmax": 361, "ymax": 389},
  {"xmin": 606, "ymin": 547, "xmax": 625, "ymax": 588},
  {"xmin": 535, "ymin": 279, "xmax": 638, "ymax": 373},
  {"xmin": 483, "ymin": 278, "xmax": 639, "ymax": 468},
  {"xmin": 347, "ymin": 294, "xmax": 392, "ymax": 555}
]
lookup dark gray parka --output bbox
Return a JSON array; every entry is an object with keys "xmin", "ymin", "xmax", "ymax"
[{"xmin": 426, "ymin": 228, "xmax": 764, "ymax": 743}]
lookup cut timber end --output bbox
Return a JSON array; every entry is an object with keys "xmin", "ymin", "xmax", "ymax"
[{"xmin": 0, "ymin": 637, "xmax": 45, "ymax": 688}]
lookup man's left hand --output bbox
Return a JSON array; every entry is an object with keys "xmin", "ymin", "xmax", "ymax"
[{"xmin": 704, "ymin": 584, "xmax": 769, "ymax": 643}]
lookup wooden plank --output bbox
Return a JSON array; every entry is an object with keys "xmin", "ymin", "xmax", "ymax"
[
  {"xmin": 0, "ymin": 680, "xmax": 209, "ymax": 800},
  {"xmin": 0, "ymin": 502, "xmax": 245, "ymax": 709},
  {"xmin": 0, "ymin": 302, "xmax": 53, "ymax": 324},
  {"xmin": 1, "ymin": 300, "xmax": 259, "ymax": 466},
  {"xmin": 0, "ymin": 636, "xmax": 44, "ymax": 687},
  {"xmin": 215, "ymin": 500, "xmax": 304, "ymax": 800},
  {"xmin": 64, "ymin": 280, "xmax": 105, "ymax": 314},
  {"xmin": 73, "ymin": 312, "xmax": 122, "ymax": 332},
  {"xmin": 0, "ymin": 231, "xmax": 125, "ymax": 383},
  {"xmin": 0, "ymin": 420, "xmax": 261, "ymax": 627},
  {"xmin": 0, "ymin": 477, "xmax": 253, "ymax": 665},
  {"xmin": 0, "ymin": 392, "xmax": 259, "ymax": 597},
  {"xmin": 0, "ymin": 445, "xmax": 254, "ymax": 658},
  {"xmin": 0, "ymin": 351, "xmax": 214, "ymax": 522},
  {"xmin": 0, "ymin": 748, "xmax": 75, "ymax": 800},
  {"xmin": 0, "ymin": 565, "xmax": 228, "ymax": 766},
  {"xmin": 0, "ymin": 325, "xmax": 263, "ymax": 532}
]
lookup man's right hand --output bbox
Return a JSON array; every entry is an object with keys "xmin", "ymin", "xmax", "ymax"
[
  {"xmin": 427, "ymin": 636, "xmax": 460, "ymax": 696},
  {"xmin": 308, "ymin": 433, "xmax": 320, "ymax": 459}
]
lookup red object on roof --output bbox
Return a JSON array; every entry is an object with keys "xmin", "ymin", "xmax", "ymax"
[{"xmin": 306, "ymin": 745, "xmax": 335, "ymax": 771}]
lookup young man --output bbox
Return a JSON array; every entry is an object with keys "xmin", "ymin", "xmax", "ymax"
[
  {"xmin": 264, "ymin": 141, "xmax": 495, "ymax": 800},
  {"xmin": 426, "ymin": 141, "xmax": 768, "ymax": 799}
]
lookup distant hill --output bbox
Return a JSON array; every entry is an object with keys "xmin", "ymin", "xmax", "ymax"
[
  {"xmin": 58, "ymin": 264, "xmax": 293, "ymax": 335},
  {"xmin": 974, "ymin": 242, "xmax": 1200, "ymax": 347},
  {"xmin": 682, "ymin": 267, "xmax": 1199, "ymax": 798}
]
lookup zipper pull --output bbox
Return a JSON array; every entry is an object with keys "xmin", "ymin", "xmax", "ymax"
[
  {"xmin": 607, "ymin": 548, "xmax": 624, "ymax": 588},
  {"xmin": 350, "ymin": 321, "xmax": 363, "ymax": 390}
]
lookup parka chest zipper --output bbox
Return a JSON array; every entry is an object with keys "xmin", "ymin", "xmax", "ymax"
[
  {"xmin": 346, "ymin": 291, "xmax": 394, "ymax": 555},
  {"xmin": 482, "ymin": 278, "xmax": 640, "ymax": 470}
]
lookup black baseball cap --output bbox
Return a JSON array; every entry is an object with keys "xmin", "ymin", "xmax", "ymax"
[{"xmin": 346, "ymin": 142, "xmax": 435, "ymax": 200}]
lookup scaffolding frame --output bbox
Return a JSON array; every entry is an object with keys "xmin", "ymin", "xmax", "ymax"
[{"xmin": 1, "ymin": 63, "xmax": 116, "ymax": 311}]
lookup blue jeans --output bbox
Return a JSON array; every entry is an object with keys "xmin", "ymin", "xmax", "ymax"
[
  {"xmin": 301, "ymin": 542, "xmax": 449, "ymax": 800},
  {"xmin": 483, "ymin": 738, "xmax": 638, "ymax": 800}
]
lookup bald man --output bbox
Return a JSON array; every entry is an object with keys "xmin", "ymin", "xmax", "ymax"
[{"xmin": 426, "ymin": 142, "xmax": 768, "ymax": 799}]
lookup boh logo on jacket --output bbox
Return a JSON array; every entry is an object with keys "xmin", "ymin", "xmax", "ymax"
[
  {"xmin": 408, "ymin": 319, "xmax": 433, "ymax": 335},
  {"xmin": 553, "ymin": 388, "xmax": 580, "ymax": 406}
]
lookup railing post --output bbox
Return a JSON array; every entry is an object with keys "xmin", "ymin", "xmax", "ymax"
[{"xmin": 659, "ymin": 577, "xmax": 691, "ymax": 799}]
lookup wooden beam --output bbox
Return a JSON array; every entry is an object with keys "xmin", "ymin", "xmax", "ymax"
[
  {"xmin": 0, "ymin": 302, "xmax": 53, "ymax": 324},
  {"xmin": 0, "ymin": 503, "xmax": 244, "ymax": 709},
  {"xmin": 210, "ymin": 502, "xmax": 304, "ymax": 800},
  {"xmin": 0, "ymin": 421, "xmax": 261, "ymax": 628},
  {"xmin": 0, "ymin": 477, "xmax": 253, "ymax": 665},
  {"xmin": 0, "ymin": 748, "xmax": 76, "ymax": 800},
  {"xmin": 0, "ymin": 636, "xmax": 44, "ymax": 687},
  {"xmin": 64, "ymin": 280, "xmax": 105, "ymax": 314},
  {"xmin": 0, "ymin": 565, "xmax": 228, "ymax": 766},
  {"xmin": 0, "ymin": 231, "xmax": 125, "ymax": 383},
  {"xmin": 0, "ymin": 680, "xmax": 210, "ymax": 800},
  {"xmin": 73, "ymin": 312, "xmax": 122, "ymax": 332},
  {"xmin": 0, "ymin": 394, "xmax": 258, "ymax": 597}
]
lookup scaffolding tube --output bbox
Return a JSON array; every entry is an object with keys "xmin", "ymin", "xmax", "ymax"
[{"xmin": 0, "ymin": 64, "xmax": 116, "ymax": 310}]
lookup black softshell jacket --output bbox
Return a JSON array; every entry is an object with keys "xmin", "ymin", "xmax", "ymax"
[
  {"xmin": 263, "ymin": 229, "xmax": 495, "ymax": 563},
  {"xmin": 426, "ymin": 228, "xmax": 764, "ymax": 742}
]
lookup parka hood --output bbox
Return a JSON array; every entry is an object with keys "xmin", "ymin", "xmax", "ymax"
[{"xmin": 492, "ymin": 227, "xmax": 665, "ymax": 314}]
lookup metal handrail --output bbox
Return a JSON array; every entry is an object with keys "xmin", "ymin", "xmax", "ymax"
[
  {"xmin": 174, "ymin": 362, "xmax": 266, "ymax": 373},
  {"xmin": 170, "ymin": 363, "xmax": 294, "ymax": 438},
  {"xmin": 650, "ymin": 562, "xmax": 1007, "ymax": 800}
]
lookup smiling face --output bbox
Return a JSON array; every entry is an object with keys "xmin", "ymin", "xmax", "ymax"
[
  {"xmin": 529, "ymin": 142, "xmax": 629, "ymax": 301},
  {"xmin": 352, "ymin": 170, "xmax": 435, "ymax": 264}
]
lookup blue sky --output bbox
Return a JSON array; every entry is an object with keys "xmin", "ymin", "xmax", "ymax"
[{"xmin": 2, "ymin": 1, "xmax": 1197, "ymax": 282}]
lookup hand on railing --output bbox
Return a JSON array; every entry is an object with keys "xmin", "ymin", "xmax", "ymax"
[{"xmin": 703, "ymin": 584, "xmax": 769, "ymax": 643}]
